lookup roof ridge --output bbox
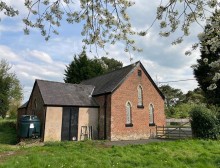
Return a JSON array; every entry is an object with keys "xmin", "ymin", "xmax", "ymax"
[{"xmin": 36, "ymin": 79, "xmax": 95, "ymax": 87}]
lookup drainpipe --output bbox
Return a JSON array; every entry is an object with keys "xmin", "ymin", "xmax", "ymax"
[{"xmin": 104, "ymin": 93, "xmax": 107, "ymax": 140}]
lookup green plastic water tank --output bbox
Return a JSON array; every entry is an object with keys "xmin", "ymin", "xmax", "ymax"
[{"xmin": 19, "ymin": 115, "xmax": 41, "ymax": 138}]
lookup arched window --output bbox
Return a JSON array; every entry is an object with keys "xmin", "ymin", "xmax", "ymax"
[
  {"xmin": 137, "ymin": 85, "xmax": 143, "ymax": 107},
  {"xmin": 126, "ymin": 102, "xmax": 132, "ymax": 125},
  {"xmin": 149, "ymin": 104, "xmax": 154, "ymax": 125}
]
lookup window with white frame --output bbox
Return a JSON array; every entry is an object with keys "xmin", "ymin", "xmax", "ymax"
[
  {"xmin": 126, "ymin": 102, "xmax": 132, "ymax": 124},
  {"xmin": 149, "ymin": 104, "xmax": 154, "ymax": 125},
  {"xmin": 137, "ymin": 85, "xmax": 143, "ymax": 106}
]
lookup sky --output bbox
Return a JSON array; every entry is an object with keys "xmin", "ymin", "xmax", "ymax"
[{"xmin": 0, "ymin": 0, "xmax": 204, "ymax": 103}]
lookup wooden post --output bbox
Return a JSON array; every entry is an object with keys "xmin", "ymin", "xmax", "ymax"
[
  {"xmin": 163, "ymin": 125, "xmax": 164, "ymax": 138},
  {"xmin": 156, "ymin": 125, "xmax": 157, "ymax": 138}
]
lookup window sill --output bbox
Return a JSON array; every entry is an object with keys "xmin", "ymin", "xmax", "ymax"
[
  {"xmin": 137, "ymin": 105, "xmax": 144, "ymax": 109},
  {"xmin": 125, "ymin": 123, "xmax": 133, "ymax": 127},
  {"xmin": 149, "ymin": 123, "xmax": 155, "ymax": 126}
]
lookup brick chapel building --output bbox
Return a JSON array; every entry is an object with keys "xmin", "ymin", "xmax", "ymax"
[{"xmin": 18, "ymin": 61, "xmax": 165, "ymax": 141}]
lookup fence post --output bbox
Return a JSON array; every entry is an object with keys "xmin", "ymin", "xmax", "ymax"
[
  {"xmin": 156, "ymin": 125, "xmax": 157, "ymax": 138},
  {"xmin": 163, "ymin": 125, "xmax": 164, "ymax": 138},
  {"xmin": 179, "ymin": 126, "xmax": 180, "ymax": 139}
]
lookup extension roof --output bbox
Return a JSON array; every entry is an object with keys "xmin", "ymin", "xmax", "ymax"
[{"xmin": 35, "ymin": 80, "xmax": 99, "ymax": 107}]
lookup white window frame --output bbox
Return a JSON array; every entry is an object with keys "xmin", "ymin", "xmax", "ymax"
[
  {"xmin": 126, "ymin": 101, "xmax": 132, "ymax": 124},
  {"xmin": 137, "ymin": 85, "xmax": 143, "ymax": 106},
  {"xmin": 149, "ymin": 104, "xmax": 154, "ymax": 124}
]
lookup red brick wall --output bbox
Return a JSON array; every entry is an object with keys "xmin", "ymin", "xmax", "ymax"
[
  {"xmin": 110, "ymin": 65, "xmax": 165, "ymax": 141},
  {"xmin": 26, "ymin": 83, "xmax": 46, "ymax": 140}
]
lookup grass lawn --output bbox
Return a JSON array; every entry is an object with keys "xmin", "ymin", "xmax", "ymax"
[{"xmin": 0, "ymin": 119, "xmax": 220, "ymax": 168}]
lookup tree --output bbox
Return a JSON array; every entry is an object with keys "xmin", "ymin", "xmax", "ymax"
[
  {"xmin": 2, "ymin": 1, "xmax": 220, "ymax": 86},
  {"xmin": 1, "ymin": 1, "xmax": 219, "ymax": 52},
  {"xmin": 159, "ymin": 85, "xmax": 185, "ymax": 107},
  {"xmin": 64, "ymin": 50, "xmax": 123, "ymax": 84},
  {"xmin": 0, "ymin": 59, "xmax": 23, "ymax": 118},
  {"xmin": 100, "ymin": 57, "xmax": 123, "ymax": 73},
  {"xmin": 184, "ymin": 88, "xmax": 206, "ymax": 104},
  {"xmin": 193, "ymin": 10, "xmax": 220, "ymax": 105}
]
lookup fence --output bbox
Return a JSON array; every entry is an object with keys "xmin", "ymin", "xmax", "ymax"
[
  {"xmin": 156, "ymin": 122, "xmax": 192, "ymax": 139},
  {"xmin": 166, "ymin": 118, "xmax": 190, "ymax": 126}
]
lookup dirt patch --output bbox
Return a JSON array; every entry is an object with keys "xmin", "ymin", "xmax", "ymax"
[
  {"xmin": 17, "ymin": 139, "xmax": 44, "ymax": 147},
  {"xmin": 0, "ymin": 150, "xmax": 26, "ymax": 162}
]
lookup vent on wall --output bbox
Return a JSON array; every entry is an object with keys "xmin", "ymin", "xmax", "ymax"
[{"xmin": 138, "ymin": 70, "xmax": 142, "ymax": 76}]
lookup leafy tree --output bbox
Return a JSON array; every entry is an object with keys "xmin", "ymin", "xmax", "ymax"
[
  {"xmin": 183, "ymin": 88, "xmax": 206, "ymax": 104},
  {"xmin": 64, "ymin": 50, "xmax": 123, "ymax": 84},
  {"xmin": 166, "ymin": 103, "xmax": 197, "ymax": 119},
  {"xmin": 64, "ymin": 50, "xmax": 104, "ymax": 84},
  {"xmin": 100, "ymin": 57, "xmax": 123, "ymax": 73},
  {"xmin": 160, "ymin": 86, "xmax": 206, "ymax": 118},
  {"xmin": 0, "ymin": 59, "xmax": 23, "ymax": 118},
  {"xmin": 1, "ymin": 1, "xmax": 219, "ymax": 53},
  {"xmin": 193, "ymin": 10, "xmax": 220, "ymax": 105},
  {"xmin": 159, "ymin": 85, "xmax": 185, "ymax": 107}
]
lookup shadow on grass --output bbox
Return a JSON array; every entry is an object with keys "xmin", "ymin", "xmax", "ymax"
[{"xmin": 0, "ymin": 119, "xmax": 18, "ymax": 145}]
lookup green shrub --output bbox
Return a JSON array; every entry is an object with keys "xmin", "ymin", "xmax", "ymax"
[
  {"xmin": 190, "ymin": 106, "xmax": 220, "ymax": 139},
  {"xmin": 165, "ymin": 103, "xmax": 196, "ymax": 119}
]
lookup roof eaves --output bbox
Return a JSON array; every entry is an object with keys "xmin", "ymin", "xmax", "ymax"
[
  {"xmin": 92, "ymin": 91, "xmax": 112, "ymax": 97},
  {"xmin": 44, "ymin": 104, "xmax": 100, "ymax": 108},
  {"xmin": 36, "ymin": 79, "xmax": 46, "ymax": 105},
  {"xmin": 24, "ymin": 80, "xmax": 38, "ymax": 109}
]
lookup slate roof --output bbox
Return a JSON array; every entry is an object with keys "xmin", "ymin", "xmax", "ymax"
[
  {"xmin": 81, "ymin": 61, "xmax": 165, "ymax": 99},
  {"xmin": 81, "ymin": 62, "xmax": 137, "ymax": 96},
  {"xmin": 18, "ymin": 101, "xmax": 28, "ymax": 109},
  {"xmin": 36, "ymin": 80, "xmax": 99, "ymax": 107}
]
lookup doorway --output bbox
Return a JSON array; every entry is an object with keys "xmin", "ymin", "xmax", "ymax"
[{"xmin": 61, "ymin": 107, "xmax": 79, "ymax": 141}]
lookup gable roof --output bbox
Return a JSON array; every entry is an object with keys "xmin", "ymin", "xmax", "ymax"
[
  {"xmin": 81, "ymin": 61, "xmax": 165, "ymax": 99},
  {"xmin": 81, "ymin": 62, "xmax": 137, "ymax": 96},
  {"xmin": 139, "ymin": 63, "xmax": 165, "ymax": 100},
  {"xmin": 36, "ymin": 80, "xmax": 99, "ymax": 107}
]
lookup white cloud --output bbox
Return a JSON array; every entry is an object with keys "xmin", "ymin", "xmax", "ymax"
[
  {"xmin": 0, "ymin": 23, "xmax": 23, "ymax": 32},
  {"xmin": 28, "ymin": 50, "xmax": 53, "ymax": 63},
  {"xmin": 0, "ymin": 45, "xmax": 20, "ymax": 61}
]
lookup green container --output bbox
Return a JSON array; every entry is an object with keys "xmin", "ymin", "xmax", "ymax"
[{"xmin": 19, "ymin": 115, "xmax": 41, "ymax": 138}]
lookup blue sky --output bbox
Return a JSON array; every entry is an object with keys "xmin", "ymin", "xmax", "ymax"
[{"xmin": 0, "ymin": 0, "xmax": 203, "ymax": 103}]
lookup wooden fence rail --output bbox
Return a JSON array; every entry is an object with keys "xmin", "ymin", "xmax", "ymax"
[{"xmin": 156, "ymin": 122, "xmax": 192, "ymax": 139}]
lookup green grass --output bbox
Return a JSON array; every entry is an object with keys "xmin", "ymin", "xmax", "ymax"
[{"xmin": 0, "ymin": 120, "xmax": 220, "ymax": 168}]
